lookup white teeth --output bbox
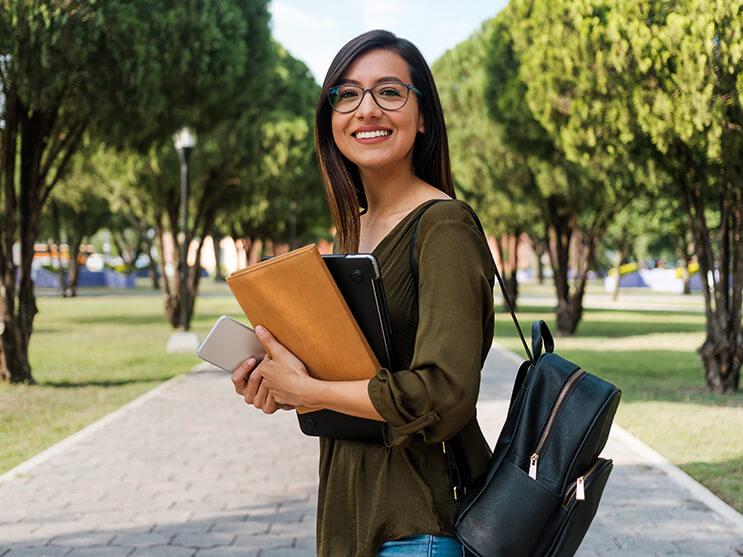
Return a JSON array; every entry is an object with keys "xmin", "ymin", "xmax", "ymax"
[{"xmin": 355, "ymin": 130, "xmax": 391, "ymax": 139}]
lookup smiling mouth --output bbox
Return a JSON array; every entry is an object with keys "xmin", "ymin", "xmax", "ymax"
[{"xmin": 352, "ymin": 129, "xmax": 393, "ymax": 139}]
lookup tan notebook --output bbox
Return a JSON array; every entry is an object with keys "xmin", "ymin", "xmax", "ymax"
[{"xmin": 225, "ymin": 244, "xmax": 380, "ymax": 413}]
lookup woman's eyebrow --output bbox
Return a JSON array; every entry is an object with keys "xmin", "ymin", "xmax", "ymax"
[{"xmin": 337, "ymin": 76, "xmax": 404, "ymax": 85}]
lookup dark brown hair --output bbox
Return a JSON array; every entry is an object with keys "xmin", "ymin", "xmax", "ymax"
[{"xmin": 314, "ymin": 29, "xmax": 455, "ymax": 253}]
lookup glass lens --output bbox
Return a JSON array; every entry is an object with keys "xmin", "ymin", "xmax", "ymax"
[
  {"xmin": 373, "ymin": 83, "xmax": 408, "ymax": 110},
  {"xmin": 329, "ymin": 84, "xmax": 363, "ymax": 111}
]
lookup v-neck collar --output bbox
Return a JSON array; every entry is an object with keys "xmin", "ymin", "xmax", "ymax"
[{"xmin": 366, "ymin": 198, "xmax": 455, "ymax": 256}]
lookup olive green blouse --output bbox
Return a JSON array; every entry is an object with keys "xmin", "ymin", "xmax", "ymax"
[{"xmin": 317, "ymin": 199, "xmax": 495, "ymax": 556}]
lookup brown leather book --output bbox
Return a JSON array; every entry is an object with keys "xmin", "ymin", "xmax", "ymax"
[{"xmin": 225, "ymin": 244, "xmax": 380, "ymax": 414}]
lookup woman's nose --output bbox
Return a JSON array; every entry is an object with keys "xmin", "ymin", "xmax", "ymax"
[{"xmin": 355, "ymin": 90, "xmax": 382, "ymax": 119}]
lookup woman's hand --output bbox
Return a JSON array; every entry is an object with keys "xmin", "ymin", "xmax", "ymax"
[
  {"xmin": 231, "ymin": 357, "xmax": 294, "ymax": 414},
  {"xmin": 252, "ymin": 325, "xmax": 319, "ymax": 408}
]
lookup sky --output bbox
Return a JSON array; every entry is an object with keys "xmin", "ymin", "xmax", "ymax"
[{"xmin": 269, "ymin": 0, "xmax": 509, "ymax": 85}]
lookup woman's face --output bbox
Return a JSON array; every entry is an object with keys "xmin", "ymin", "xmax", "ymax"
[{"xmin": 330, "ymin": 49, "xmax": 424, "ymax": 171}]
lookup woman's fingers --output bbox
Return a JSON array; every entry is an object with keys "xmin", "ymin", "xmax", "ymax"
[
  {"xmin": 243, "ymin": 364, "xmax": 264, "ymax": 403},
  {"xmin": 262, "ymin": 393, "xmax": 280, "ymax": 414},
  {"xmin": 231, "ymin": 354, "xmax": 290, "ymax": 414},
  {"xmin": 253, "ymin": 381, "xmax": 269, "ymax": 410},
  {"xmin": 231, "ymin": 357, "xmax": 256, "ymax": 394}
]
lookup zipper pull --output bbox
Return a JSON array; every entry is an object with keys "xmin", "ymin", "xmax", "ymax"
[
  {"xmin": 529, "ymin": 453, "xmax": 539, "ymax": 479},
  {"xmin": 576, "ymin": 476, "xmax": 585, "ymax": 501}
]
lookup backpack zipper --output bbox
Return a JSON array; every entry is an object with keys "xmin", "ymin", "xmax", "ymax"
[
  {"xmin": 562, "ymin": 459, "xmax": 604, "ymax": 507},
  {"xmin": 528, "ymin": 368, "xmax": 587, "ymax": 480}
]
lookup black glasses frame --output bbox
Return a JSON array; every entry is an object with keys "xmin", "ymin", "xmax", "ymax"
[{"xmin": 327, "ymin": 81, "xmax": 423, "ymax": 114}]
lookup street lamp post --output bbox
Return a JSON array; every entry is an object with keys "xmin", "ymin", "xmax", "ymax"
[{"xmin": 173, "ymin": 127, "xmax": 196, "ymax": 331}]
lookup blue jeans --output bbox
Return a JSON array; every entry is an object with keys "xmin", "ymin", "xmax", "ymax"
[{"xmin": 377, "ymin": 534, "xmax": 464, "ymax": 556}]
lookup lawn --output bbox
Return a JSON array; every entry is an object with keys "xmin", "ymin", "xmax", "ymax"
[
  {"xmin": 494, "ymin": 288, "xmax": 743, "ymax": 513},
  {"xmin": 0, "ymin": 278, "xmax": 246, "ymax": 474}
]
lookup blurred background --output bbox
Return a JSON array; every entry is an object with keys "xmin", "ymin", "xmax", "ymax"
[{"xmin": 1, "ymin": 0, "xmax": 741, "ymax": 518}]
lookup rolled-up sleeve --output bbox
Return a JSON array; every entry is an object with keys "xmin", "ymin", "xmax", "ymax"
[{"xmin": 368, "ymin": 212, "xmax": 495, "ymax": 447}]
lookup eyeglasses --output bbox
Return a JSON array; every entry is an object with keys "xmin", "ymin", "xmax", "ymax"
[{"xmin": 327, "ymin": 81, "xmax": 423, "ymax": 113}]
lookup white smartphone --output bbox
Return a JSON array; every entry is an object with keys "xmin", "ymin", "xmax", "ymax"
[{"xmin": 196, "ymin": 316, "xmax": 266, "ymax": 372}]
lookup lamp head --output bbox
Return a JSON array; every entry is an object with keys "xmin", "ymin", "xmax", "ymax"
[{"xmin": 173, "ymin": 127, "xmax": 197, "ymax": 150}]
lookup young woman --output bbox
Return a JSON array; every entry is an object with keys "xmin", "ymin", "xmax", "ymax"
[{"xmin": 231, "ymin": 30, "xmax": 495, "ymax": 557}]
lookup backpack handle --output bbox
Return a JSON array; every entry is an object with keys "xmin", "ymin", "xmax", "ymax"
[{"xmin": 531, "ymin": 320, "xmax": 554, "ymax": 361}]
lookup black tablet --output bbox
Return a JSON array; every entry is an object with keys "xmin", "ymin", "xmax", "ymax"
[{"xmin": 259, "ymin": 252, "xmax": 394, "ymax": 442}]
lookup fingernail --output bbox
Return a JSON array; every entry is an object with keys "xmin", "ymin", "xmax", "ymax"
[
  {"xmin": 247, "ymin": 357, "xmax": 256, "ymax": 366},
  {"xmin": 255, "ymin": 325, "xmax": 266, "ymax": 336}
]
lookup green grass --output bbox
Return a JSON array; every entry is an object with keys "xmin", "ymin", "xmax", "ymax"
[
  {"xmin": 495, "ymin": 300, "xmax": 743, "ymax": 512},
  {"xmin": 0, "ymin": 278, "xmax": 246, "ymax": 474}
]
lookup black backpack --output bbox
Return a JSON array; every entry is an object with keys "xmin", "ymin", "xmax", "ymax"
[{"xmin": 409, "ymin": 200, "xmax": 621, "ymax": 556}]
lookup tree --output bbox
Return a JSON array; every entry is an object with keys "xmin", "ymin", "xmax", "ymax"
[
  {"xmin": 510, "ymin": 0, "xmax": 742, "ymax": 391},
  {"xmin": 601, "ymin": 197, "xmax": 648, "ymax": 301},
  {"xmin": 222, "ymin": 44, "xmax": 328, "ymax": 266},
  {"xmin": 483, "ymin": 9, "xmax": 632, "ymax": 334},
  {"xmin": 124, "ymin": 41, "xmax": 323, "ymax": 329},
  {"xmin": 0, "ymin": 1, "xmax": 259, "ymax": 383},
  {"xmin": 39, "ymin": 145, "xmax": 113, "ymax": 296},
  {"xmin": 434, "ymin": 21, "xmax": 539, "ymax": 309},
  {"xmin": 619, "ymin": 0, "xmax": 743, "ymax": 391}
]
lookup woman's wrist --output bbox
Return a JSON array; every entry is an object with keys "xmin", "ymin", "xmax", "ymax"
[
  {"xmin": 303, "ymin": 376, "xmax": 326, "ymax": 408},
  {"xmin": 301, "ymin": 378, "xmax": 384, "ymax": 421}
]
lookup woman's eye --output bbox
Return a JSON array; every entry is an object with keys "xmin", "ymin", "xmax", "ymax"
[
  {"xmin": 339, "ymin": 89, "xmax": 359, "ymax": 98},
  {"xmin": 379, "ymin": 87, "xmax": 402, "ymax": 97}
]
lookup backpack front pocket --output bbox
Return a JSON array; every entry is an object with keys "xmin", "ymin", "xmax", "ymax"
[
  {"xmin": 457, "ymin": 458, "xmax": 560, "ymax": 557},
  {"xmin": 539, "ymin": 458, "xmax": 613, "ymax": 557}
]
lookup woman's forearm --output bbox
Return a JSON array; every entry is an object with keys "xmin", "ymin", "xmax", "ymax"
[{"xmin": 305, "ymin": 379, "xmax": 385, "ymax": 422}]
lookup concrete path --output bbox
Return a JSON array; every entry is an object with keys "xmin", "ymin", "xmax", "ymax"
[{"xmin": 1, "ymin": 345, "xmax": 742, "ymax": 556}]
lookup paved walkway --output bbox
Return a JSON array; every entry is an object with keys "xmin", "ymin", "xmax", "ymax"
[{"xmin": 1, "ymin": 345, "xmax": 742, "ymax": 556}]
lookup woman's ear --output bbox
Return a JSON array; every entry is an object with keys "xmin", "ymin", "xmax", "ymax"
[{"xmin": 417, "ymin": 113, "xmax": 425, "ymax": 134}]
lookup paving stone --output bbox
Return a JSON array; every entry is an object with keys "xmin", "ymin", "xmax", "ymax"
[
  {"xmin": 109, "ymin": 531, "xmax": 173, "ymax": 547},
  {"xmin": 194, "ymin": 548, "xmax": 258, "ymax": 557},
  {"xmin": 231, "ymin": 535, "xmax": 293, "ymax": 551},
  {"xmin": 261, "ymin": 548, "xmax": 315, "ymax": 557},
  {"xmin": 66, "ymin": 547, "xmax": 133, "ymax": 557},
  {"xmin": 3, "ymin": 547, "xmax": 72, "ymax": 557},
  {"xmin": 170, "ymin": 533, "xmax": 236, "ymax": 549},
  {"xmin": 130, "ymin": 547, "xmax": 196, "ymax": 557},
  {"xmin": 47, "ymin": 530, "xmax": 115, "ymax": 548},
  {"xmin": 210, "ymin": 521, "xmax": 270, "ymax": 536}
]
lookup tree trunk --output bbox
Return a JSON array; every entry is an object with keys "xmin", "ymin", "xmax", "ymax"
[
  {"xmin": 544, "ymin": 202, "xmax": 575, "ymax": 335},
  {"xmin": 213, "ymin": 232, "xmax": 225, "ymax": 282},
  {"xmin": 612, "ymin": 248, "xmax": 623, "ymax": 302},
  {"xmin": 144, "ymin": 236, "xmax": 160, "ymax": 290},
  {"xmin": 1, "ymin": 77, "xmax": 83, "ymax": 383},
  {"xmin": 681, "ymin": 262, "xmax": 691, "ymax": 295},
  {"xmin": 1, "ymin": 320, "xmax": 35, "ymax": 384},
  {"xmin": 67, "ymin": 235, "xmax": 82, "ymax": 297},
  {"xmin": 543, "ymin": 196, "xmax": 607, "ymax": 336},
  {"xmin": 0, "ymin": 85, "xmax": 19, "ymax": 383},
  {"xmin": 493, "ymin": 234, "xmax": 519, "ymax": 310},
  {"xmin": 0, "ymin": 290, "xmax": 9, "ymax": 382},
  {"xmin": 158, "ymin": 199, "xmax": 218, "ymax": 329},
  {"xmin": 248, "ymin": 238, "xmax": 263, "ymax": 265},
  {"xmin": 50, "ymin": 202, "xmax": 69, "ymax": 297},
  {"xmin": 536, "ymin": 245, "xmax": 545, "ymax": 285},
  {"xmin": 555, "ymin": 295, "xmax": 584, "ymax": 335},
  {"xmin": 155, "ymin": 215, "xmax": 181, "ymax": 328},
  {"xmin": 699, "ymin": 329, "xmax": 742, "ymax": 393},
  {"xmin": 677, "ymin": 160, "xmax": 742, "ymax": 393}
]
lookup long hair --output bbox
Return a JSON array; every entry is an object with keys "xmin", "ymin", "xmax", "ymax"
[{"xmin": 314, "ymin": 30, "xmax": 455, "ymax": 253}]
